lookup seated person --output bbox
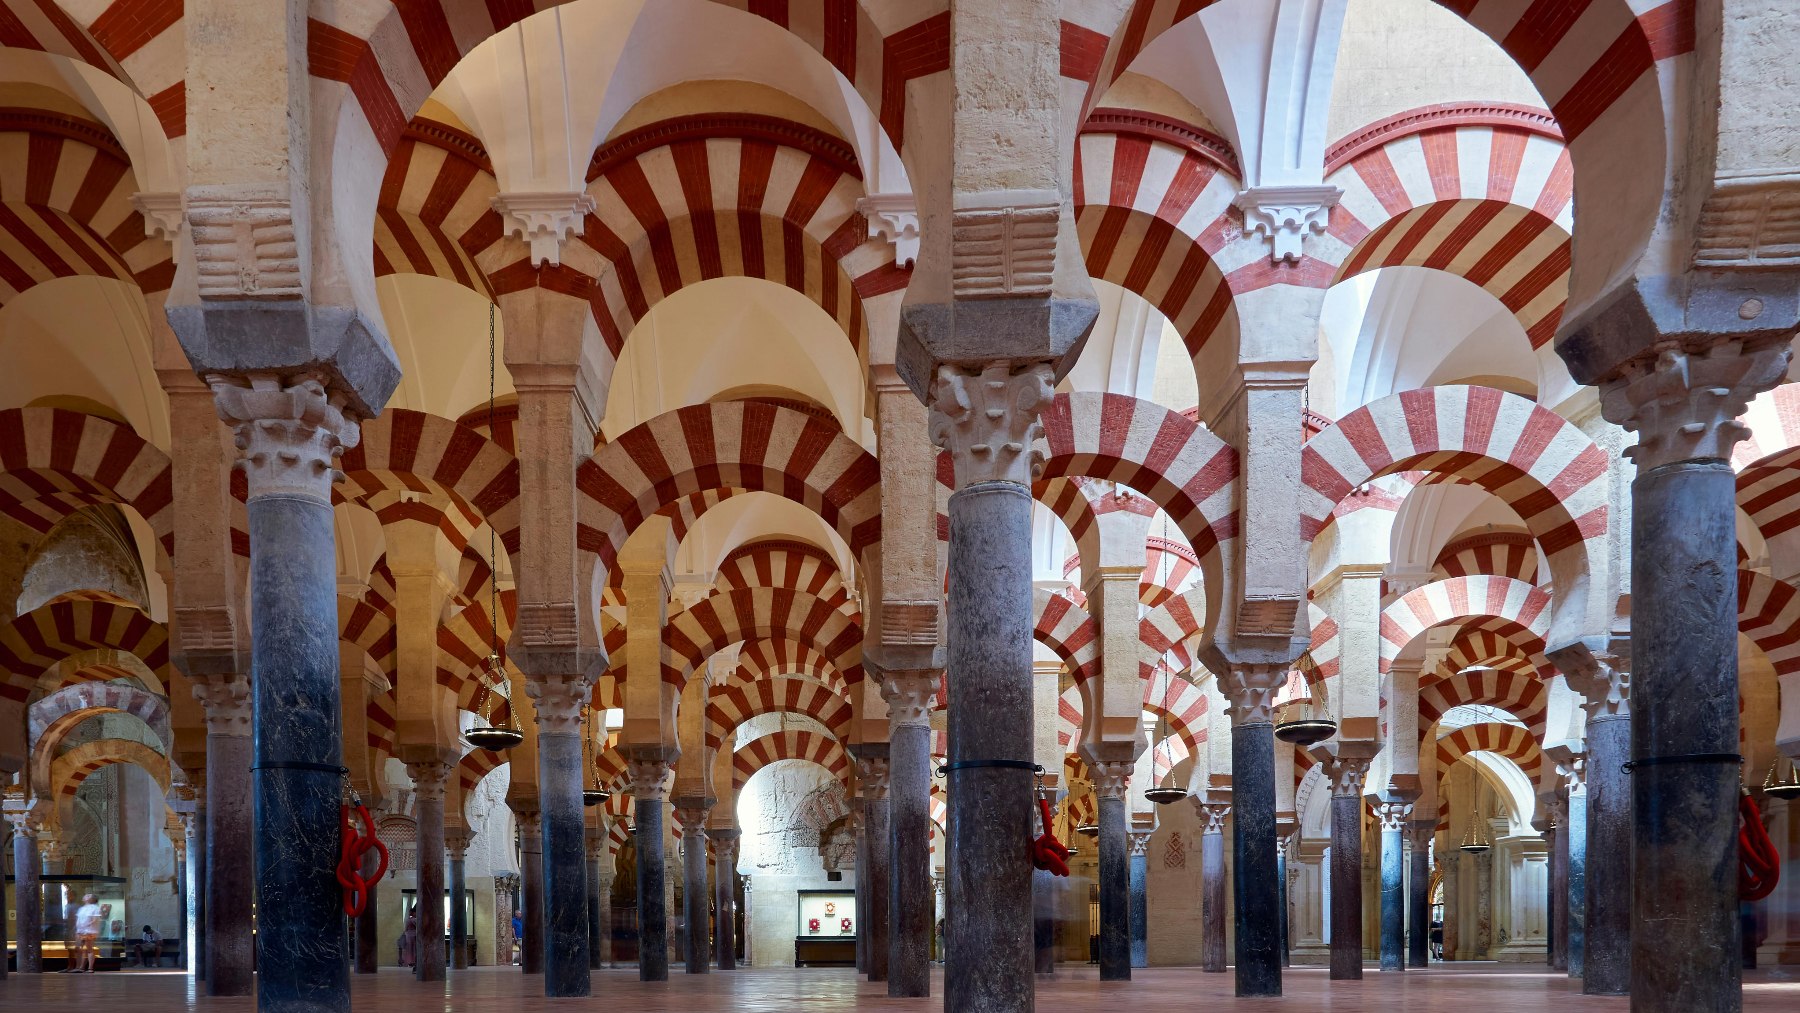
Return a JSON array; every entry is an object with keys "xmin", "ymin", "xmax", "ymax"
[{"xmin": 130, "ymin": 925, "xmax": 163, "ymax": 966}]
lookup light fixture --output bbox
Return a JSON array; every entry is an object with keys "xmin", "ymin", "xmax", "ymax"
[
  {"xmin": 1274, "ymin": 653, "xmax": 1337, "ymax": 746},
  {"xmin": 1459, "ymin": 806, "xmax": 1493, "ymax": 854},
  {"xmin": 1144, "ymin": 786, "xmax": 1187, "ymax": 805},
  {"xmin": 1764, "ymin": 759, "xmax": 1800, "ymax": 801},
  {"xmin": 1144, "ymin": 543, "xmax": 1189, "ymax": 808},
  {"xmin": 581, "ymin": 707, "xmax": 611, "ymax": 806},
  {"xmin": 1076, "ymin": 822, "xmax": 1099, "ymax": 838},
  {"xmin": 466, "ymin": 302, "xmax": 523, "ymax": 753}
]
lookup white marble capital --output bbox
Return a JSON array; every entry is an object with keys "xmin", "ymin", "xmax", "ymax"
[
  {"xmin": 524, "ymin": 673, "xmax": 596, "ymax": 736},
  {"xmin": 1220, "ymin": 663, "xmax": 1288, "ymax": 725},
  {"xmin": 1194, "ymin": 801, "xmax": 1231, "ymax": 835},
  {"xmin": 928, "ymin": 360, "xmax": 1055, "ymax": 488},
  {"xmin": 857, "ymin": 193, "xmax": 919, "ymax": 269},
  {"xmin": 1373, "ymin": 801, "xmax": 1412, "ymax": 832},
  {"xmin": 855, "ymin": 757, "xmax": 891, "ymax": 799},
  {"xmin": 209, "ymin": 373, "xmax": 360, "ymax": 503},
  {"xmin": 1091, "ymin": 760, "xmax": 1133, "ymax": 800},
  {"xmin": 491, "ymin": 191, "xmax": 597, "ymax": 267},
  {"xmin": 192, "ymin": 673, "xmax": 251, "ymax": 736},
  {"xmin": 1233, "ymin": 184, "xmax": 1342, "ymax": 263},
  {"xmin": 628, "ymin": 757, "xmax": 674, "ymax": 802},
  {"xmin": 406, "ymin": 760, "xmax": 451, "ymax": 804},
  {"xmin": 879, "ymin": 670, "xmax": 939, "ymax": 727},
  {"xmin": 1600, "ymin": 340, "xmax": 1791, "ymax": 469}
]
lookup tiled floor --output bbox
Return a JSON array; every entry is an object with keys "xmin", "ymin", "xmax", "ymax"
[{"xmin": 6, "ymin": 962, "xmax": 1800, "ymax": 1010}]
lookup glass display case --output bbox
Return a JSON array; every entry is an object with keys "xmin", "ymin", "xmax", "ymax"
[
  {"xmin": 794, "ymin": 889, "xmax": 856, "ymax": 967},
  {"xmin": 5, "ymin": 874, "xmax": 131, "ymax": 969}
]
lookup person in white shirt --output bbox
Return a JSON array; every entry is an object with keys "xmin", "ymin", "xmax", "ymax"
[
  {"xmin": 130, "ymin": 925, "xmax": 162, "ymax": 967},
  {"xmin": 68, "ymin": 895, "xmax": 106, "ymax": 973}
]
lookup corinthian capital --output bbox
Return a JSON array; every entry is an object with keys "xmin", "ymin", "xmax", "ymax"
[
  {"xmin": 1219, "ymin": 663, "xmax": 1288, "ymax": 726},
  {"xmin": 855, "ymin": 757, "xmax": 891, "ymax": 799},
  {"xmin": 1600, "ymin": 339, "xmax": 1790, "ymax": 470},
  {"xmin": 929, "ymin": 361, "xmax": 1055, "ymax": 488},
  {"xmin": 191, "ymin": 673, "xmax": 251, "ymax": 736},
  {"xmin": 627, "ymin": 756, "xmax": 674, "ymax": 802},
  {"xmin": 1553, "ymin": 643, "xmax": 1632, "ymax": 720},
  {"xmin": 523, "ymin": 672, "xmax": 596, "ymax": 736},
  {"xmin": 879, "ymin": 669, "xmax": 940, "ymax": 727},
  {"xmin": 209, "ymin": 373, "xmax": 360, "ymax": 503},
  {"xmin": 1373, "ymin": 801, "xmax": 1412, "ymax": 832},
  {"xmin": 1091, "ymin": 760, "xmax": 1132, "ymax": 800},
  {"xmin": 406, "ymin": 760, "xmax": 451, "ymax": 804},
  {"xmin": 1194, "ymin": 801, "xmax": 1231, "ymax": 835}
]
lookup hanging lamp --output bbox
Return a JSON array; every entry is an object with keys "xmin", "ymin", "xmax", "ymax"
[
  {"xmin": 582, "ymin": 707, "xmax": 610, "ymax": 806},
  {"xmin": 1763, "ymin": 758, "xmax": 1800, "ymax": 801},
  {"xmin": 1142, "ymin": 524, "xmax": 1188, "ymax": 806},
  {"xmin": 1274, "ymin": 653, "xmax": 1337, "ymax": 746},
  {"xmin": 466, "ymin": 302, "xmax": 524, "ymax": 753},
  {"xmin": 1458, "ymin": 806, "xmax": 1493, "ymax": 854}
]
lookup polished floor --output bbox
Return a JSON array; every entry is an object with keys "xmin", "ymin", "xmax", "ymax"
[{"xmin": 5, "ymin": 963, "xmax": 1800, "ymax": 1010}]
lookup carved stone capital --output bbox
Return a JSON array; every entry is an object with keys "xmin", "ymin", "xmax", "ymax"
[
  {"xmin": 191, "ymin": 673, "xmax": 251, "ymax": 736},
  {"xmin": 3, "ymin": 806, "xmax": 41, "ymax": 837},
  {"xmin": 443, "ymin": 826, "xmax": 474, "ymax": 861},
  {"xmin": 1373, "ymin": 801, "xmax": 1412, "ymax": 832},
  {"xmin": 1219, "ymin": 663, "xmax": 1288, "ymax": 726},
  {"xmin": 1320, "ymin": 754, "xmax": 1373, "ymax": 798},
  {"xmin": 406, "ymin": 760, "xmax": 451, "ymax": 805},
  {"xmin": 209, "ymin": 373, "xmax": 361, "ymax": 503},
  {"xmin": 1556, "ymin": 645, "xmax": 1632, "ymax": 720},
  {"xmin": 1091, "ymin": 760, "xmax": 1132, "ymax": 800},
  {"xmin": 855, "ymin": 757, "xmax": 891, "ymax": 799},
  {"xmin": 1599, "ymin": 340, "xmax": 1791, "ymax": 469},
  {"xmin": 491, "ymin": 191, "xmax": 598, "ymax": 268},
  {"xmin": 1408, "ymin": 820, "xmax": 1437, "ymax": 849},
  {"xmin": 879, "ymin": 670, "xmax": 940, "ymax": 727},
  {"xmin": 627, "ymin": 756, "xmax": 674, "ymax": 802},
  {"xmin": 928, "ymin": 360, "xmax": 1055, "ymax": 488},
  {"xmin": 185, "ymin": 187, "xmax": 301, "ymax": 298},
  {"xmin": 1127, "ymin": 830, "xmax": 1153, "ymax": 857},
  {"xmin": 674, "ymin": 806, "xmax": 711, "ymax": 835},
  {"xmin": 857, "ymin": 193, "xmax": 919, "ymax": 269},
  {"xmin": 1194, "ymin": 801, "xmax": 1231, "ymax": 835},
  {"xmin": 131, "ymin": 191, "xmax": 184, "ymax": 243},
  {"xmin": 523, "ymin": 673, "xmax": 596, "ymax": 737},
  {"xmin": 1233, "ymin": 184, "xmax": 1342, "ymax": 263}
]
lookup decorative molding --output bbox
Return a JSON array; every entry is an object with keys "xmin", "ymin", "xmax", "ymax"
[
  {"xmin": 1082, "ymin": 108, "xmax": 1241, "ymax": 177},
  {"xmin": 208, "ymin": 374, "xmax": 361, "ymax": 504},
  {"xmin": 1233, "ymin": 184, "xmax": 1342, "ymax": 263},
  {"xmin": 857, "ymin": 193, "xmax": 919, "ymax": 269},
  {"xmin": 191, "ymin": 673, "xmax": 251, "ymax": 736},
  {"xmin": 590, "ymin": 113, "xmax": 862, "ymax": 181},
  {"xmin": 1219, "ymin": 663, "xmax": 1288, "ymax": 726},
  {"xmin": 1195, "ymin": 801, "xmax": 1231, "ymax": 836},
  {"xmin": 131, "ymin": 192, "xmax": 184, "ymax": 242},
  {"xmin": 404, "ymin": 119, "xmax": 495, "ymax": 174},
  {"xmin": 929, "ymin": 361, "xmax": 1055, "ymax": 487},
  {"xmin": 1091, "ymin": 760, "xmax": 1132, "ymax": 800},
  {"xmin": 950, "ymin": 190, "xmax": 1059, "ymax": 298},
  {"xmin": 855, "ymin": 757, "xmax": 891, "ymax": 799},
  {"xmin": 187, "ymin": 191, "xmax": 303, "ymax": 299},
  {"xmin": 879, "ymin": 670, "xmax": 939, "ymax": 727},
  {"xmin": 1324, "ymin": 102, "xmax": 1564, "ymax": 174},
  {"xmin": 0, "ymin": 107, "xmax": 131, "ymax": 159},
  {"xmin": 1693, "ymin": 169, "xmax": 1800, "ymax": 269},
  {"xmin": 491, "ymin": 191, "xmax": 597, "ymax": 268},
  {"xmin": 406, "ymin": 760, "xmax": 451, "ymax": 804},
  {"xmin": 1599, "ymin": 341, "xmax": 1791, "ymax": 470}
]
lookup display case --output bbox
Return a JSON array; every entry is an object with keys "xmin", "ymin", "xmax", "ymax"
[
  {"xmin": 5, "ymin": 874, "xmax": 131, "ymax": 970},
  {"xmin": 794, "ymin": 889, "xmax": 856, "ymax": 967}
]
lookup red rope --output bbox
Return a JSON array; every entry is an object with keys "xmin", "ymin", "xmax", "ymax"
[
  {"xmin": 1030, "ymin": 797, "xmax": 1071, "ymax": 877},
  {"xmin": 337, "ymin": 801, "xmax": 389, "ymax": 917},
  {"xmin": 1740, "ymin": 792, "xmax": 1780, "ymax": 902}
]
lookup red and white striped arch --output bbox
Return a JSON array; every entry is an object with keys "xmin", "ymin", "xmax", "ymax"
[
  {"xmin": 1033, "ymin": 588, "xmax": 1099, "ymax": 686},
  {"xmin": 1434, "ymin": 721, "xmax": 1543, "ymax": 788},
  {"xmin": 1737, "ymin": 569, "xmax": 1800, "ymax": 677},
  {"xmin": 1439, "ymin": 621, "xmax": 1546, "ymax": 679},
  {"xmin": 0, "ymin": 600, "xmax": 171, "ymax": 707},
  {"xmin": 1144, "ymin": 674, "xmax": 1208, "ymax": 759},
  {"xmin": 713, "ymin": 539, "xmax": 854, "ymax": 616},
  {"xmin": 438, "ymin": 594, "xmax": 522, "ymax": 712},
  {"xmin": 13, "ymin": 1, "xmax": 187, "ymax": 139},
  {"xmin": 1434, "ymin": 530, "xmax": 1540, "ymax": 584},
  {"xmin": 338, "ymin": 409, "xmax": 522, "ymax": 557},
  {"xmin": 1139, "ymin": 535, "xmax": 1202, "ymax": 608},
  {"xmin": 731, "ymin": 729, "xmax": 850, "ymax": 791},
  {"xmin": 0, "ymin": 407, "xmax": 173, "ymax": 556},
  {"xmin": 705, "ymin": 676, "xmax": 851, "ymax": 751},
  {"xmin": 662, "ymin": 587, "xmax": 863, "ymax": 690},
  {"xmin": 1301, "ymin": 387, "xmax": 1607, "ymax": 619},
  {"xmin": 730, "ymin": 637, "xmax": 853, "ymax": 700},
  {"xmin": 1139, "ymin": 587, "xmax": 1207, "ymax": 675},
  {"xmin": 44, "ymin": 736, "xmax": 171, "ymax": 814},
  {"xmin": 373, "ymin": 122, "xmax": 501, "ymax": 297},
  {"xmin": 1306, "ymin": 606, "xmax": 1342, "ymax": 687},
  {"xmin": 1735, "ymin": 394, "xmax": 1800, "ymax": 574},
  {"xmin": 26, "ymin": 680, "xmax": 169, "ymax": 795},
  {"xmin": 456, "ymin": 747, "xmax": 505, "ymax": 799},
  {"xmin": 339, "ymin": 595, "xmax": 398, "ymax": 683},
  {"xmin": 576, "ymin": 402, "xmax": 881, "ymax": 588},
  {"xmin": 1378, "ymin": 576, "xmax": 1551, "ymax": 674},
  {"xmin": 1418, "ymin": 668, "xmax": 1549, "ymax": 742}
]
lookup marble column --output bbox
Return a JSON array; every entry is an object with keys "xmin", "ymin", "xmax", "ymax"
[
  {"xmin": 526, "ymin": 685, "xmax": 594, "ymax": 996},
  {"xmin": 1601, "ymin": 342, "xmax": 1788, "ymax": 1010},
  {"xmin": 188, "ymin": 800, "xmax": 209, "ymax": 979},
  {"xmin": 517, "ymin": 809, "xmax": 545, "ymax": 974},
  {"xmin": 711, "ymin": 830, "xmax": 739, "ymax": 970},
  {"xmin": 630, "ymin": 757, "xmax": 673, "ymax": 981},
  {"xmin": 675, "ymin": 806, "xmax": 711, "ymax": 973},
  {"xmin": 1549, "ymin": 800, "xmax": 1569, "ymax": 972},
  {"xmin": 1278, "ymin": 831, "xmax": 1295, "ymax": 968},
  {"xmin": 1092, "ymin": 762, "xmax": 1133, "ymax": 981},
  {"xmin": 878, "ymin": 665, "xmax": 938, "ymax": 997},
  {"xmin": 407, "ymin": 761, "xmax": 451, "ymax": 983},
  {"xmin": 1561, "ymin": 651, "xmax": 1631, "ymax": 995},
  {"xmin": 212, "ymin": 375, "xmax": 358, "ymax": 1013},
  {"xmin": 1565, "ymin": 770, "xmax": 1587, "ymax": 979},
  {"xmin": 856, "ymin": 757, "xmax": 891, "ymax": 982},
  {"xmin": 1033, "ymin": 789, "xmax": 1060, "ymax": 976},
  {"xmin": 495, "ymin": 875, "xmax": 518, "ymax": 966},
  {"xmin": 1407, "ymin": 822, "xmax": 1431, "ymax": 967},
  {"xmin": 446, "ymin": 826, "xmax": 473, "ymax": 970},
  {"xmin": 585, "ymin": 825, "xmax": 606, "ymax": 970},
  {"xmin": 1442, "ymin": 850, "xmax": 1460, "ymax": 959},
  {"xmin": 1475, "ymin": 848, "xmax": 1493, "ymax": 957},
  {"xmin": 1128, "ymin": 829, "xmax": 1150, "ymax": 968},
  {"xmin": 1322, "ymin": 755, "xmax": 1372, "ymax": 980},
  {"xmin": 354, "ymin": 823, "xmax": 378, "ymax": 973},
  {"xmin": 1220, "ymin": 665, "xmax": 1287, "ymax": 995},
  {"xmin": 1198, "ymin": 802, "xmax": 1231, "ymax": 973},
  {"xmin": 191, "ymin": 676, "xmax": 254, "ymax": 995},
  {"xmin": 1375, "ymin": 802, "xmax": 1410, "ymax": 971},
  {"xmin": 7, "ymin": 811, "xmax": 41, "ymax": 972}
]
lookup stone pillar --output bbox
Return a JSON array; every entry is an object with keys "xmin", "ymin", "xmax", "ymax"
[
  {"xmin": 675, "ymin": 806, "xmax": 711, "ymax": 973},
  {"xmin": 1475, "ymin": 847, "xmax": 1493, "ymax": 957},
  {"xmin": 1198, "ymin": 801, "xmax": 1231, "ymax": 973},
  {"xmin": 1375, "ymin": 802, "xmax": 1410, "ymax": 971},
  {"xmin": 1220, "ymin": 664, "xmax": 1288, "ymax": 995},
  {"xmin": 1559, "ymin": 650, "xmax": 1630, "ymax": 995},
  {"xmin": 188, "ymin": 800, "xmax": 209, "ymax": 979},
  {"xmin": 1278, "ymin": 830, "xmax": 1295, "ymax": 968},
  {"xmin": 711, "ymin": 830, "xmax": 739, "ymax": 970},
  {"xmin": 1407, "ymin": 822, "xmax": 1431, "ymax": 967},
  {"xmin": 1320, "ymin": 753, "xmax": 1373, "ymax": 979},
  {"xmin": 354, "ymin": 818, "xmax": 378, "ymax": 974},
  {"xmin": 407, "ymin": 761, "xmax": 451, "ymax": 983},
  {"xmin": 1092, "ymin": 761, "xmax": 1133, "ymax": 981},
  {"xmin": 1034, "ymin": 790, "xmax": 1061, "ymax": 976},
  {"xmin": 446, "ymin": 826, "xmax": 474, "ymax": 971},
  {"xmin": 1128, "ymin": 829, "xmax": 1151, "ymax": 968},
  {"xmin": 495, "ymin": 875, "xmax": 518, "ymax": 966},
  {"xmin": 6, "ymin": 810, "xmax": 41, "ymax": 972},
  {"xmin": 585, "ymin": 825, "xmax": 605, "ymax": 971},
  {"xmin": 1599, "ymin": 341, "xmax": 1788, "ymax": 1010},
  {"xmin": 211, "ymin": 375, "xmax": 359, "ymax": 1013},
  {"xmin": 191, "ymin": 675, "xmax": 253, "ymax": 995},
  {"xmin": 522, "ymin": 682, "xmax": 594, "ymax": 996},
  {"xmin": 517, "ymin": 808, "xmax": 545, "ymax": 973},
  {"xmin": 630, "ymin": 757, "xmax": 674, "ymax": 981},
  {"xmin": 1564, "ymin": 766, "xmax": 1587, "ymax": 978},
  {"xmin": 856, "ymin": 757, "xmax": 892, "ymax": 982},
  {"xmin": 1548, "ymin": 798, "xmax": 1570, "ymax": 972},
  {"xmin": 1442, "ymin": 850, "xmax": 1460, "ymax": 959},
  {"xmin": 878, "ymin": 665, "xmax": 938, "ymax": 997}
]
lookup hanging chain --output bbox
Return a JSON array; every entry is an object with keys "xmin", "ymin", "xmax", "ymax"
[{"xmin": 487, "ymin": 301, "xmax": 502, "ymax": 715}]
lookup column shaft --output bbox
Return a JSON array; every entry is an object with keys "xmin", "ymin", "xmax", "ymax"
[
  {"xmin": 1033, "ymin": 867, "xmax": 1057, "ymax": 975},
  {"xmin": 355, "ymin": 840, "xmax": 378, "ymax": 973},
  {"xmin": 713, "ymin": 837, "xmax": 737, "ymax": 970},
  {"xmin": 682, "ymin": 827, "xmax": 710, "ymax": 973},
  {"xmin": 1380, "ymin": 823, "xmax": 1403, "ymax": 971},
  {"xmin": 1567, "ymin": 787, "xmax": 1587, "ymax": 978},
  {"xmin": 1231, "ymin": 723, "xmax": 1281, "ymax": 994},
  {"xmin": 12, "ymin": 826, "xmax": 41, "ymax": 972},
  {"xmin": 944, "ymin": 482, "xmax": 1035, "ymax": 1013},
  {"xmin": 190, "ymin": 802, "xmax": 209, "ymax": 979},
  {"xmin": 1586, "ymin": 713, "xmax": 1629, "ymax": 994},
  {"xmin": 1096, "ymin": 794, "xmax": 1130, "ymax": 980},
  {"xmin": 864, "ymin": 796, "xmax": 890, "ymax": 981},
  {"xmin": 1278, "ymin": 843, "xmax": 1291, "ymax": 969},
  {"xmin": 889, "ymin": 719, "xmax": 932, "ymax": 996},
  {"xmin": 537, "ymin": 730, "xmax": 590, "ymax": 995},
  {"xmin": 520, "ymin": 819, "xmax": 545, "ymax": 974},
  {"xmin": 208, "ymin": 731, "xmax": 254, "ymax": 995},
  {"xmin": 413, "ymin": 789, "xmax": 446, "ymax": 982},
  {"xmin": 586, "ymin": 851, "xmax": 603, "ymax": 970},
  {"xmin": 1330, "ymin": 795, "xmax": 1363, "ymax": 979},
  {"xmin": 636, "ymin": 801, "xmax": 669, "ymax": 981},
  {"xmin": 1408, "ymin": 828, "xmax": 1430, "ymax": 967},
  {"xmin": 1202, "ymin": 829, "xmax": 1227, "ymax": 972},
  {"xmin": 1128, "ymin": 836, "xmax": 1148, "ymax": 968},
  {"xmin": 1551, "ymin": 823, "xmax": 1569, "ymax": 971},
  {"xmin": 450, "ymin": 853, "xmax": 468, "ymax": 970}
]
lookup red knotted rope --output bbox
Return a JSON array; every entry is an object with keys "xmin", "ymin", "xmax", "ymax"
[
  {"xmin": 1030, "ymin": 796, "xmax": 1072, "ymax": 877},
  {"xmin": 337, "ymin": 796, "xmax": 389, "ymax": 917},
  {"xmin": 1740, "ymin": 791, "xmax": 1780, "ymax": 902}
]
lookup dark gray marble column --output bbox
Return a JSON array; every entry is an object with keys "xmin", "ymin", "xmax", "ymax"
[
  {"xmin": 1128, "ymin": 829, "xmax": 1149, "ymax": 968},
  {"xmin": 1278, "ymin": 831, "xmax": 1293, "ymax": 969},
  {"xmin": 1198, "ymin": 802, "xmax": 1230, "ymax": 973},
  {"xmin": 1550, "ymin": 810, "xmax": 1569, "ymax": 971},
  {"xmin": 447, "ymin": 827, "xmax": 472, "ymax": 971},
  {"xmin": 877, "ymin": 664, "xmax": 939, "ymax": 997},
  {"xmin": 8, "ymin": 813, "xmax": 41, "ymax": 972},
  {"xmin": 407, "ymin": 761, "xmax": 450, "ymax": 983},
  {"xmin": 711, "ymin": 830, "xmax": 738, "ymax": 970},
  {"xmin": 193, "ymin": 685, "xmax": 253, "ymax": 996},
  {"xmin": 354, "ymin": 826, "xmax": 378, "ymax": 974},
  {"xmin": 1033, "ymin": 867, "xmax": 1058, "ymax": 975},
  {"xmin": 1566, "ymin": 779, "xmax": 1587, "ymax": 978},
  {"xmin": 1408, "ymin": 822, "xmax": 1431, "ymax": 967},
  {"xmin": 532, "ymin": 696, "xmax": 592, "ymax": 996},
  {"xmin": 944, "ymin": 478, "xmax": 1037, "ymax": 1012},
  {"xmin": 1094, "ymin": 770, "xmax": 1132, "ymax": 982},
  {"xmin": 629, "ymin": 758, "xmax": 673, "ymax": 982},
  {"xmin": 1587, "ymin": 704, "xmax": 1631, "ymax": 994},
  {"xmin": 1442, "ymin": 851, "xmax": 1460, "ymax": 959},
  {"xmin": 1375, "ymin": 803, "xmax": 1409, "ymax": 971},
  {"xmin": 212, "ymin": 376, "xmax": 358, "ymax": 1013},
  {"xmin": 585, "ymin": 826, "xmax": 605, "ymax": 971},
  {"xmin": 1219, "ymin": 681, "xmax": 1283, "ymax": 997},
  {"xmin": 675, "ymin": 807, "xmax": 711, "ymax": 973},
  {"xmin": 189, "ymin": 801, "xmax": 209, "ymax": 979},
  {"xmin": 518, "ymin": 810, "xmax": 545, "ymax": 974},
  {"xmin": 1323, "ymin": 756, "xmax": 1372, "ymax": 980},
  {"xmin": 856, "ymin": 758, "xmax": 891, "ymax": 982}
]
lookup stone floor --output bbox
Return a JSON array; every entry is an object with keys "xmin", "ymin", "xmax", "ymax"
[{"xmin": 6, "ymin": 963, "xmax": 1800, "ymax": 1010}]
